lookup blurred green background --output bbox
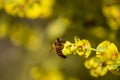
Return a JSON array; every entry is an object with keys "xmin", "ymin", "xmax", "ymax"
[{"xmin": 0, "ymin": 0, "xmax": 120, "ymax": 80}]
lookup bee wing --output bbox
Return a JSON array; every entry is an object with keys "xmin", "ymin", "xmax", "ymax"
[
  {"xmin": 49, "ymin": 46, "xmax": 54, "ymax": 54},
  {"xmin": 48, "ymin": 42, "xmax": 55, "ymax": 58}
]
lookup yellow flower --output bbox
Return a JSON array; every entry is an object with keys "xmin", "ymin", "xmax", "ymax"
[
  {"xmin": 90, "ymin": 66, "xmax": 108, "ymax": 77},
  {"xmin": 85, "ymin": 57, "xmax": 97, "ymax": 69},
  {"xmin": 107, "ymin": 53, "xmax": 120, "ymax": 75},
  {"xmin": 96, "ymin": 41, "xmax": 118, "ymax": 64},
  {"xmin": 85, "ymin": 57, "xmax": 108, "ymax": 77},
  {"xmin": 74, "ymin": 36, "xmax": 91, "ymax": 58},
  {"xmin": 62, "ymin": 41, "xmax": 76, "ymax": 56}
]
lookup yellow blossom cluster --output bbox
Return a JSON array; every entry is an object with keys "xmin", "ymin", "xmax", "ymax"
[
  {"xmin": 0, "ymin": 0, "xmax": 55, "ymax": 19},
  {"xmin": 56, "ymin": 36, "xmax": 120, "ymax": 77},
  {"xmin": 102, "ymin": 4, "xmax": 120, "ymax": 30},
  {"xmin": 62, "ymin": 36, "xmax": 91, "ymax": 58}
]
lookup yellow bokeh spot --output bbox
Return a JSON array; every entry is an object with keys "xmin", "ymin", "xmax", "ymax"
[
  {"xmin": 102, "ymin": 5, "xmax": 119, "ymax": 19},
  {"xmin": 107, "ymin": 19, "xmax": 119, "ymax": 30},
  {"xmin": 46, "ymin": 17, "xmax": 70, "ymax": 39},
  {"xmin": 4, "ymin": 3, "xmax": 17, "ymax": 16},
  {"xmin": 43, "ymin": 70, "xmax": 64, "ymax": 80},
  {"xmin": 10, "ymin": 25, "xmax": 31, "ymax": 46},
  {"xmin": 41, "ymin": 0, "xmax": 55, "ymax": 7},
  {"xmin": 0, "ymin": 0, "xmax": 3, "ymax": 9},
  {"xmin": 41, "ymin": 0, "xmax": 55, "ymax": 18},
  {"xmin": 0, "ymin": 24, "xmax": 8, "ymax": 38},
  {"xmin": 29, "ymin": 66, "xmax": 42, "ymax": 80},
  {"xmin": 102, "ymin": 5, "xmax": 111, "ymax": 18},
  {"xmin": 41, "ymin": 7, "xmax": 53, "ymax": 18},
  {"xmin": 25, "ymin": 3, "xmax": 42, "ymax": 19},
  {"xmin": 29, "ymin": 66, "xmax": 64, "ymax": 80},
  {"xmin": 91, "ymin": 26, "xmax": 107, "ymax": 39},
  {"xmin": 110, "ymin": 6, "xmax": 119, "ymax": 19},
  {"xmin": 26, "ymin": 34, "xmax": 40, "ymax": 51},
  {"xmin": 10, "ymin": 31, "xmax": 24, "ymax": 46}
]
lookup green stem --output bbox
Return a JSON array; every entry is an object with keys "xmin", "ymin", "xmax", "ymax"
[
  {"xmin": 110, "ymin": 63, "xmax": 120, "ymax": 66},
  {"xmin": 90, "ymin": 48, "xmax": 102, "ymax": 52}
]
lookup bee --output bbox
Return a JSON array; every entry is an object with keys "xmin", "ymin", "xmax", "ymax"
[{"xmin": 53, "ymin": 37, "xmax": 67, "ymax": 58}]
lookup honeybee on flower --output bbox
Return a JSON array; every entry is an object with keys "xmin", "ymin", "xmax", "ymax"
[
  {"xmin": 52, "ymin": 37, "xmax": 67, "ymax": 58},
  {"xmin": 53, "ymin": 36, "xmax": 120, "ymax": 77},
  {"xmin": 53, "ymin": 36, "xmax": 91, "ymax": 58}
]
